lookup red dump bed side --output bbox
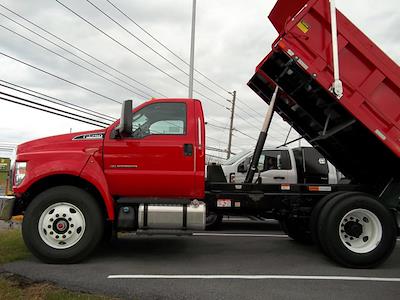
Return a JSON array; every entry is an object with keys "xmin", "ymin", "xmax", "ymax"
[{"xmin": 249, "ymin": 0, "xmax": 400, "ymax": 183}]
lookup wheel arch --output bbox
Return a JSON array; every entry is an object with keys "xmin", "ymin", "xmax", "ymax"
[{"xmin": 16, "ymin": 174, "xmax": 113, "ymax": 220}]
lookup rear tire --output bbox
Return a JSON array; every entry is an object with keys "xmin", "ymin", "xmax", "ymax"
[
  {"xmin": 205, "ymin": 212, "xmax": 223, "ymax": 230},
  {"xmin": 280, "ymin": 217, "xmax": 312, "ymax": 244},
  {"xmin": 22, "ymin": 186, "xmax": 104, "ymax": 263},
  {"xmin": 310, "ymin": 192, "xmax": 350, "ymax": 247},
  {"xmin": 317, "ymin": 193, "xmax": 397, "ymax": 268}
]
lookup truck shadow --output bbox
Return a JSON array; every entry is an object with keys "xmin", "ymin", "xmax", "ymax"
[{"xmin": 91, "ymin": 220, "xmax": 309, "ymax": 261}]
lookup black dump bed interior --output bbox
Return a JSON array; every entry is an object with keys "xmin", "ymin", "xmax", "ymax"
[{"xmin": 248, "ymin": 51, "xmax": 399, "ymax": 186}]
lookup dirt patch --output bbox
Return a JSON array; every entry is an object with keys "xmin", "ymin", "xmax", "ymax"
[{"xmin": 0, "ymin": 271, "xmax": 116, "ymax": 300}]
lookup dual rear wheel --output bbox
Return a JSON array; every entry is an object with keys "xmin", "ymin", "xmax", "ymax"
[
  {"xmin": 312, "ymin": 192, "xmax": 397, "ymax": 268},
  {"xmin": 281, "ymin": 192, "xmax": 397, "ymax": 268}
]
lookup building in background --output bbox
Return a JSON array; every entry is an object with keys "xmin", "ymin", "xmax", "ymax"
[
  {"xmin": 0, "ymin": 158, "xmax": 11, "ymax": 196},
  {"xmin": 0, "ymin": 143, "xmax": 17, "ymax": 196}
]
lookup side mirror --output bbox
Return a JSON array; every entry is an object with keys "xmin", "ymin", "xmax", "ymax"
[
  {"xmin": 238, "ymin": 157, "xmax": 251, "ymax": 173},
  {"xmin": 115, "ymin": 100, "xmax": 133, "ymax": 137},
  {"xmin": 237, "ymin": 163, "xmax": 247, "ymax": 173}
]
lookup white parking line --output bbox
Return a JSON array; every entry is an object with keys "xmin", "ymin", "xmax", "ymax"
[
  {"xmin": 193, "ymin": 233, "xmax": 288, "ymax": 238},
  {"xmin": 107, "ymin": 274, "xmax": 400, "ymax": 282}
]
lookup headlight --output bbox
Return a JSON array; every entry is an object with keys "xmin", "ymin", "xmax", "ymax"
[{"xmin": 14, "ymin": 162, "xmax": 27, "ymax": 186}]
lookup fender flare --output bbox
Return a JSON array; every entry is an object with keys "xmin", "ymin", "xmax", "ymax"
[{"xmin": 80, "ymin": 157, "xmax": 115, "ymax": 220}]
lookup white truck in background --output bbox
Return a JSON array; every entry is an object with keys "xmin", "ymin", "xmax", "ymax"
[{"xmin": 220, "ymin": 147, "xmax": 344, "ymax": 184}]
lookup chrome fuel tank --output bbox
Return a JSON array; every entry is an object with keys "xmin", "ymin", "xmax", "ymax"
[{"xmin": 138, "ymin": 201, "xmax": 205, "ymax": 231}]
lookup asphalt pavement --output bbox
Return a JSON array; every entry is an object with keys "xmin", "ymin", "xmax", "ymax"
[{"xmin": 2, "ymin": 218, "xmax": 400, "ymax": 300}]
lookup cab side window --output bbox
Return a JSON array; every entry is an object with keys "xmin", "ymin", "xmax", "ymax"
[
  {"xmin": 131, "ymin": 103, "xmax": 186, "ymax": 138},
  {"xmin": 263, "ymin": 150, "xmax": 292, "ymax": 171}
]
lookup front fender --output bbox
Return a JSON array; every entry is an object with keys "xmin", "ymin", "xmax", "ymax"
[
  {"xmin": 80, "ymin": 156, "xmax": 115, "ymax": 220},
  {"xmin": 14, "ymin": 151, "xmax": 91, "ymax": 195}
]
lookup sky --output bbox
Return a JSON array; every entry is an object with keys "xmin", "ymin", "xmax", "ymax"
[{"xmin": 0, "ymin": 0, "xmax": 399, "ymax": 159}]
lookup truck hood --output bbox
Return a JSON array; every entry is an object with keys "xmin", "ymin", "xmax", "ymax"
[{"xmin": 17, "ymin": 129, "xmax": 106, "ymax": 155}]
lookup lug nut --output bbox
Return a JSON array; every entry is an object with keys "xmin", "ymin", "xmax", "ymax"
[
  {"xmin": 70, "ymin": 224, "xmax": 74, "ymax": 228},
  {"xmin": 50, "ymin": 218, "xmax": 54, "ymax": 222},
  {"xmin": 56, "ymin": 214, "xmax": 59, "ymax": 217},
  {"xmin": 50, "ymin": 231, "xmax": 53, "ymax": 235},
  {"xmin": 48, "ymin": 225, "xmax": 51, "ymax": 229},
  {"xmin": 62, "ymin": 235, "xmax": 66, "ymax": 239},
  {"xmin": 68, "ymin": 218, "xmax": 72, "ymax": 221},
  {"xmin": 68, "ymin": 231, "xmax": 72, "ymax": 234},
  {"xmin": 55, "ymin": 235, "xmax": 59, "ymax": 239}
]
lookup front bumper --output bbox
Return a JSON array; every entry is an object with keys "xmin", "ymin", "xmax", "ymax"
[{"xmin": 0, "ymin": 196, "xmax": 15, "ymax": 221}]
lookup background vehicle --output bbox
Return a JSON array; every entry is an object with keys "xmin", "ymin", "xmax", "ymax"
[
  {"xmin": 0, "ymin": 0, "xmax": 399, "ymax": 268},
  {"xmin": 219, "ymin": 146, "xmax": 342, "ymax": 184}
]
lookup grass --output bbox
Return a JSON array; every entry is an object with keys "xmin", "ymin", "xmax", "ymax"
[
  {"xmin": 0, "ymin": 228, "xmax": 116, "ymax": 300},
  {"xmin": 0, "ymin": 228, "xmax": 30, "ymax": 265}
]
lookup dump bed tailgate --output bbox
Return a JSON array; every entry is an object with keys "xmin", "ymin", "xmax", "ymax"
[{"xmin": 249, "ymin": 0, "xmax": 400, "ymax": 184}]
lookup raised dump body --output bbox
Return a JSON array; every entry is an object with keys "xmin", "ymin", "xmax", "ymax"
[{"xmin": 248, "ymin": 0, "xmax": 400, "ymax": 185}]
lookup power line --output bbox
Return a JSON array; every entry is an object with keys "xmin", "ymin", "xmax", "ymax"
[
  {"xmin": 55, "ymin": 0, "xmax": 229, "ymax": 111},
  {"xmin": 0, "ymin": 95, "xmax": 106, "ymax": 128},
  {"xmin": 233, "ymin": 128, "xmax": 258, "ymax": 142},
  {"xmin": 206, "ymin": 123, "xmax": 229, "ymax": 131},
  {"xmin": 0, "ymin": 80, "xmax": 116, "ymax": 121},
  {"xmin": 0, "ymin": 23, "xmax": 149, "ymax": 99},
  {"xmin": 0, "ymin": 51, "xmax": 122, "ymax": 105},
  {"xmin": 0, "ymin": 81, "xmax": 115, "ymax": 123},
  {"xmin": 206, "ymin": 123, "xmax": 261, "ymax": 143},
  {"xmin": 0, "ymin": 3, "xmax": 164, "ymax": 98},
  {"xmin": 0, "ymin": 91, "xmax": 109, "ymax": 127}
]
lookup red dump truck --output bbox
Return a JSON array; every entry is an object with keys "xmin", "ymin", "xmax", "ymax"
[{"xmin": 0, "ymin": 0, "xmax": 399, "ymax": 268}]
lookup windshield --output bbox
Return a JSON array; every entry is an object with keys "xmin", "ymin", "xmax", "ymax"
[{"xmin": 223, "ymin": 150, "xmax": 251, "ymax": 165}]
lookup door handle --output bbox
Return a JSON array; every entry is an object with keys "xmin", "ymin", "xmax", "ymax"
[
  {"xmin": 273, "ymin": 176, "xmax": 285, "ymax": 180},
  {"xmin": 183, "ymin": 144, "xmax": 193, "ymax": 156}
]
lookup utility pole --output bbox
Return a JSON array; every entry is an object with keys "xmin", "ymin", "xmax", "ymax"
[
  {"xmin": 188, "ymin": 0, "xmax": 197, "ymax": 98},
  {"xmin": 227, "ymin": 91, "xmax": 236, "ymax": 159}
]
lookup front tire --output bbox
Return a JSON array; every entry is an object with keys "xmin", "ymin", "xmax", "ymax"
[
  {"xmin": 22, "ymin": 186, "xmax": 104, "ymax": 263},
  {"xmin": 317, "ymin": 193, "xmax": 397, "ymax": 268}
]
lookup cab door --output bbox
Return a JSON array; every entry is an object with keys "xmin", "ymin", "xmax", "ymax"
[
  {"xmin": 259, "ymin": 150, "xmax": 296, "ymax": 184},
  {"xmin": 103, "ymin": 100, "xmax": 197, "ymax": 198}
]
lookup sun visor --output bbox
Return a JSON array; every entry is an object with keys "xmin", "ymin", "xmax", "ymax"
[{"xmin": 268, "ymin": 0, "xmax": 309, "ymax": 33}]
